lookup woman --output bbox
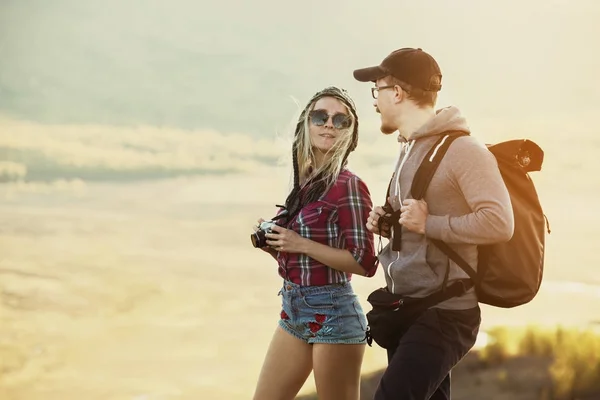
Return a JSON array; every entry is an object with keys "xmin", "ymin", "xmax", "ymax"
[{"xmin": 252, "ymin": 86, "xmax": 378, "ymax": 400}]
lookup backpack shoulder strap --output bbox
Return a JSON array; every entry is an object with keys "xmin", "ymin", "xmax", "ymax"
[
  {"xmin": 410, "ymin": 131, "xmax": 478, "ymax": 286},
  {"xmin": 430, "ymin": 239, "xmax": 477, "ymax": 284},
  {"xmin": 411, "ymin": 132, "xmax": 468, "ymax": 200}
]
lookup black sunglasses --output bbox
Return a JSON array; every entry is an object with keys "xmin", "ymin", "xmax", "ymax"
[{"xmin": 309, "ymin": 109, "xmax": 352, "ymax": 130}]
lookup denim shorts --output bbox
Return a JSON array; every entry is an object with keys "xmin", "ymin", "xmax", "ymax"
[{"xmin": 277, "ymin": 280, "xmax": 368, "ymax": 344}]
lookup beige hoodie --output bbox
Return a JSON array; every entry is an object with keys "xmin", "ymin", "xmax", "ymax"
[{"xmin": 378, "ymin": 106, "xmax": 514, "ymax": 310}]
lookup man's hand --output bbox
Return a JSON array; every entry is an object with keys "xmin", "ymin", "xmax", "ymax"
[
  {"xmin": 399, "ymin": 199, "xmax": 429, "ymax": 235},
  {"xmin": 366, "ymin": 206, "xmax": 391, "ymax": 238}
]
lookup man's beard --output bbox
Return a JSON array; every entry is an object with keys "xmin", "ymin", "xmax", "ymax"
[
  {"xmin": 376, "ymin": 108, "xmax": 397, "ymax": 135},
  {"xmin": 380, "ymin": 119, "xmax": 397, "ymax": 135}
]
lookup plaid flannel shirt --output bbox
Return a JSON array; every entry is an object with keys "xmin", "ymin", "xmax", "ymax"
[{"xmin": 277, "ymin": 169, "xmax": 378, "ymax": 286}]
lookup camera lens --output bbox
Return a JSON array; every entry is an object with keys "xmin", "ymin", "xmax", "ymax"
[
  {"xmin": 250, "ymin": 233, "xmax": 259, "ymax": 248},
  {"xmin": 250, "ymin": 230, "xmax": 267, "ymax": 248}
]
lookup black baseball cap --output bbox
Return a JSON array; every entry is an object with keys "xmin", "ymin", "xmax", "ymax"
[{"xmin": 353, "ymin": 47, "xmax": 442, "ymax": 92}]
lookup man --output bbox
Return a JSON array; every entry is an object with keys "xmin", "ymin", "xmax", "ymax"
[{"xmin": 353, "ymin": 48, "xmax": 514, "ymax": 399}]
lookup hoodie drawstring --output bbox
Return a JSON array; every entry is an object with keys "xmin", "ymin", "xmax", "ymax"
[
  {"xmin": 393, "ymin": 140, "xmax": 416, "ymax": 203},
  {"xmin": 386, "ymin": 139, "xmax": 415, "ymax": 293}
]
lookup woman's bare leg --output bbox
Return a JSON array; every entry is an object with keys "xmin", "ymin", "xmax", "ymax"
[
  {"xmin": 312, "ymin": 343, "xmax": 366, "ymax": 400},
  {"xmin": 253, "ymin": 326, "xmax": 313, "ymax": 400}
]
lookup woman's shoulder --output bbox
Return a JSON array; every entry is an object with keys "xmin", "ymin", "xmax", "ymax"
[
  {"xmin": 337, "ymin": 168, "xmax": 364, "ymax": 183},
  {"xmin": 338, "ymin": 169, "xmax": 371, "ymax": 190},
  {"xmin": 327, "ymin": 169, "xmax": 370, "ymax": 198}
]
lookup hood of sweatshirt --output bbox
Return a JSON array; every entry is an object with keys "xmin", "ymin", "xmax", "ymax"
[{"xmin": 398, "ymin": 105, "xmax": 471, "ymax": 144}]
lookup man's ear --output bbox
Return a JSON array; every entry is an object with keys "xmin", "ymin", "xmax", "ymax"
[{"xmin": 393, "ymin": 85, "xmax": 404, "ymax": 104}]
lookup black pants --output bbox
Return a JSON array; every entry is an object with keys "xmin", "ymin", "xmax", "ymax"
[{"xmin": 373, "ymin": 306, "xmax": 481, "ymax": 400}]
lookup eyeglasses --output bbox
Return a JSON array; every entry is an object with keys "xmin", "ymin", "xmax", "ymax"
[
  {"xmin": 309, "ymin": 109, "xmax": 352, "ymax": 129},
  {"xmin": 371, "ymin": 85, "xmax": 396, "ymax": 99}
]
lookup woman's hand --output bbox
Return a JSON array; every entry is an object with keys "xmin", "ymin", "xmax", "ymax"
[
  {"xmin": 265, "ymin": 224, "xmax": 308, "ymax": 254},
  {"xmin": 253, "ymin": 218, "xmax": 277, "ymax": 256},
  {"xmin": 366, "ymin": 205, "xmax": 391, "ymax": 238},
  {"xmin": 253, "ymin": 218, "xmax": 266, "ymax": 233}
]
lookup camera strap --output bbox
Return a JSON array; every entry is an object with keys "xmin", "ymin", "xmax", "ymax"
[{"xmin": 382, "ymin": 177, "xmax": 403, "ymax": 251}]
